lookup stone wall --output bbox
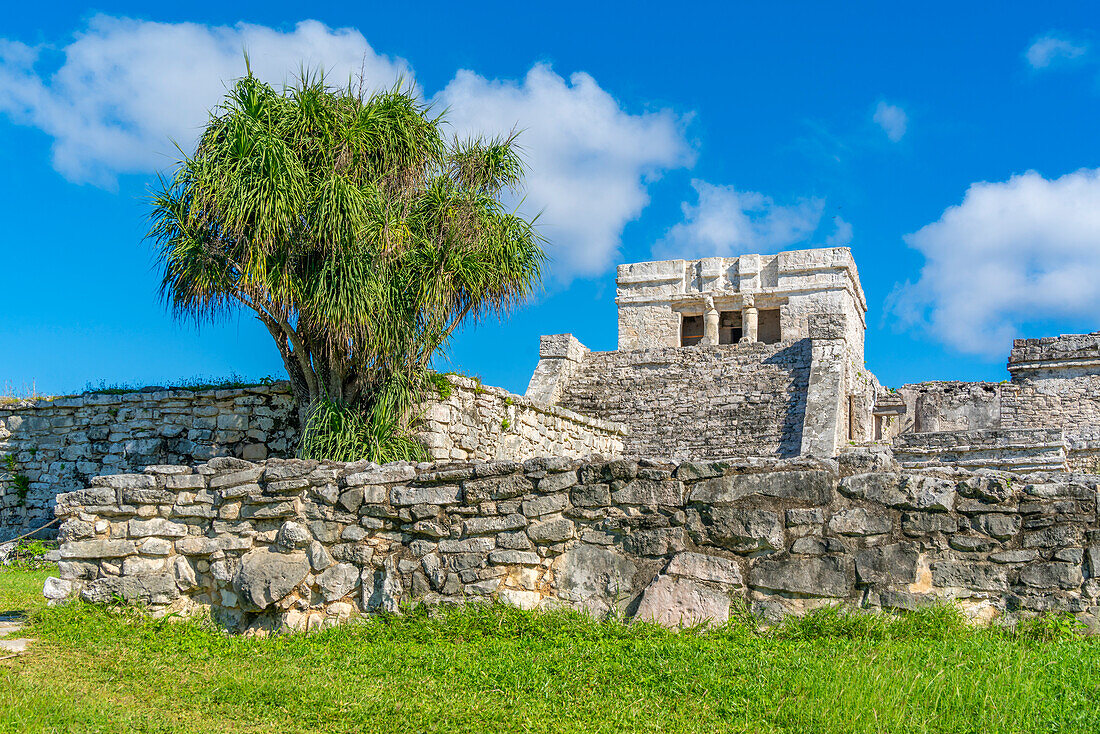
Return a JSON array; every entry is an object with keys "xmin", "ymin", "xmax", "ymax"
[
  {"xmin": 894, "ymin": 382, "xmax": 1002, "ymax": 434},
  {"xmin": 415, "ymin": 375, "xmax": 625, "ymax": 463},
  {"xmin": 44, "ymin": 452, "xmax": 1100, "ymax": 631},
  {"xmin": 0, "ymin": 376, "xmax": 625, "ymax": 542},
  {"xmin": 892, "ymin": 429, "xmax": 1067, "ymax": 472},
  {"xmin": 0, "ymin": 385, "xmax": 296, "ymax": 541},
  {"xmin": 552, "ymin": 340, "xmax": 812, "ymax": 459}
]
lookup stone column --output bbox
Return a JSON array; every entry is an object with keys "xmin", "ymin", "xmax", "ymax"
[
  {"xmin": 740, "ymin": 295, "xmax": 758, "ymax": 343},
  {"xmin": 702, "ymin": 297, "xmax": 719, "ymax": 346}
]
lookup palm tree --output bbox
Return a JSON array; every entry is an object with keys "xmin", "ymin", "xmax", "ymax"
[{"xmin": 149, "ymin": 68, "xmax": 545, "ymax": 462}]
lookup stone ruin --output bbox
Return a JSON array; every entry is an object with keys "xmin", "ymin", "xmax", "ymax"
[{"xmin": 5, "ymin": 245, "xmax": 1100, "ymax": 629}]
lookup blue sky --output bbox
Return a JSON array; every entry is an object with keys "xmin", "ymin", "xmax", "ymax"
[{"xmin": 2, "ymin": 2, "xmax": 1100, "ymax": 396}]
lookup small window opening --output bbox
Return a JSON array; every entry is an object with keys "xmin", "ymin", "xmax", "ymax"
[
  {"xmin": 874, "ymin": 415, "xmax": 883, "ymax": 441},
  {"xmin": 758, "ymin": 308, "xmax": 782, "ymax": 344},
  {"xmin": 681, "ymin": 314, "xmax": 704, "ymax": 346},
  {"xmin": 718, "ymin": 311, "xmax": 742, "ymax": 344}
]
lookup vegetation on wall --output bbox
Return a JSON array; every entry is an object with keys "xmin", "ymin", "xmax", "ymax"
[{"xmin": 149, "ymin": 64, "xmax": 545, "ymax": 462}]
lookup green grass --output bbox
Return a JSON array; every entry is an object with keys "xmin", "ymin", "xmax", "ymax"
[
  {"xmin": 1, "ymin": 568, "xmax": 1099, "ymax": 733},
  {"xmin": 80, "ymin": 374, "xmax": 281, "ymax": 396}
]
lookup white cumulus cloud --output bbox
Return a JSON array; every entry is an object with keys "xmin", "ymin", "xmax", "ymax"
[
  {"xmin": 873, "ymin": 101, "xmax": 907, "ymax": 142},
  {"xmin": 0, "ymin": 18, "xmax": 693, "ymax": 281},
  {"xmin": 653, "ymin": 179, "xmax": 836, "ymax": 260},
  {"xmin": 889, "ymin": 169, "xmax": 1100, "ymax": 356},
  {"xmin": 436, "ymin": 64, "xmax": 691, "ymax": 281},
  {"xmin": 0, "ymin": 16, "xmax": 410, "ymax": 186},
  {"xmin": 1026, "ymin": 33, "xmax": 1088, "ymax": 69}
]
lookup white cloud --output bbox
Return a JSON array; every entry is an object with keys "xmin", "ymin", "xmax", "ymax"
[
  {"xmin": 0, "ymin": 18, "xmax": 692, "ymax": 281},
  {"xmin": 0, "ymin": 16, "xmax": 410, "ymax": 186},
  {"xmin": 1026, "ymin": 34, "xmax": 1088, "ymax": 69},
  {"xmin": 654, "ymin": 179, "xmax": 832, "ymax": 260},
  {"xmin": 873, "ymin": 101, "xmax": 907, "ymax": 142},
  {"xmin": 436, "ymin": 64, "xmax": 691, "ymax": 281},
  {"xmin": 889, "ymin": 169, "xmax": 1100, "ymax": 356}
]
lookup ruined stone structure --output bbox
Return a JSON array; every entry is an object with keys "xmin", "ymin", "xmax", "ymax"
[
  {"xmin": 527, "ymin": 248, "xmax": 877, "ymax": 459},
  {"xmin": 0, "ymin": 376, "xmax": 620, "ymax": 542},
  {"xmin": 14, "ymin": 245, "xmax": 1100, "ymax": 628},
  {"xmin": 43, "ymin": 452, "xmax": 1100, "ymax": 631}
]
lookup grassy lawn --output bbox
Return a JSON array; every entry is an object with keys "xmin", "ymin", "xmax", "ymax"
[{"xmin": 2, "ymin": 567, "xmax": 1099, "ymax": 733}]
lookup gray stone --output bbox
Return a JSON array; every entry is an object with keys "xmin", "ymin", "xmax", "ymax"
[
  {"xmin": 977, "ymin": 514, "xmax": 1021, "ymax": 540},
  {"xmin": 60, "ymin": 540, "xmax": 136, "ymax": 559},
  {"xmin": 307, "ymin": 541, "xmax": 334, "ymax": 572},
  {"xmin": 318, "ymin": 563, "xmax": 361, "ymax": 602},
  {"xmin": 700, "ymin": 508, "xmax": 783, "ymax": 553},
  {"xmin": 422, "ymin": 554, "xmax": 446, "ymax": 590},
  {"xmin": 363, "ymin": 556, "xmax": 402, "ymax": 613},
  {"xmin": 464, "ymin": 514, "xmax": 527, "ymax": 536},
  {"xmin": 528, "ymin": 517, "xmax": 575, "ymax": 544},
  {"xmin": 611, "ymin": 479, "xmax": 683, "ymax": 506},
  {"xmin": 634, "ymin": 575, "xmax": 732, "ymax": 628},
  {"xmin": 854, "ymin": 543, "xmax": 919, "ymax": 586},
  {"xmin": 689, "ymin": 470, "xmax": 834, "ymax": 505},
  {"xmin": 521, "ymin": 494, "xmax": 569, "ymax": 517},
  {"xmin": 391, "ymin": 484, "xmax": 462, "ymax": 506},
  {"xmin": 81, "ymin": 574, "xmax": 180, "ymax": 605},
  {"xmin": 750, "ymin": 556, "xmax": 850, "ymax": 597},
  {"xmin": 785, "ymin": 508, "xmax": 824, "ymax": 526},
  {"xmin": 571, "ymin": 484, "xmax": 611, "ymax": 507},
  {"xmin": 664, "ymin": 552, "xmax": 742, "ymax": 586},
  {"xmin": 539, "ymin": 471, "xmax": 579, "ymax": 493},
  {"xmin": 1017, "ymin": 562, "xmax": 1084, "ymax": 590},
  {"xmin": 42, "ymin": 576, "xmax": 73, "ymax": 602},
  {"xmin": 129, "ymin": 518, "xmax": 189, "ymax": 538},
  {"xmin": 439, "ymin": 537, "xmax": 495, "ymax": 554},
  {"xmin": 488, "ymin": 550, "xmax": 542, "ymax": 565},
  {"xmin": 553, "ymin": 544, "xmax": 636, "ymax": 610},
  {"xmin": 828, "ymin": 508, "xmax": 892, "ymax": 536},
  {"xmin": 276, "ymin": 521, "xmax": 312, "ymax": 549},
  {"xmin": 930, "ymin": 562, "xmax": 1007, "ymax": 591},
  {"xmin": 172, "ymin": 556, "xmax": 199, "ymax": 591},
  {"xmin": 233, "ymin": 549, "xmax": 310, "ymax": 610}
]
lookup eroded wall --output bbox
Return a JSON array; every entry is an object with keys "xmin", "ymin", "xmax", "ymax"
[
  {"xmin": 0, "ymin": 385, "xmax": 297, "ymax": 541},
  {"xmin": 553, "ymin": 341, "xmax": 812, "ymax": 459},
  {"xmin": 45, "ymin": 452, "xmax": 1100, "ymax": 631}
]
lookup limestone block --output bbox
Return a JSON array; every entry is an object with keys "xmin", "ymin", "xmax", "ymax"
[
  {"xmin": 750, "ymin": 556, "xmax": 850, "ymax": 598},
  {"xmin": 233, "ymin": 549, "xmax": 310, "ymax": 610},
  {"xmin": 634, "ymin": 575, "xmax": 731, "ymax": 628},
  {"xmin": 552, "ymin": 544, "xmax": 636, "ymax": 611},
  {"xmin": 664, "ymin": 552, "xmax": 743, "ymax": 586}
]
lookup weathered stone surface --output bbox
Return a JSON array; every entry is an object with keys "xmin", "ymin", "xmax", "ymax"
[
  {"xmin": 391, "ymin": 484, "xmax": 461, "ymax": 506},
  {"xmin": 664, "ymin": 552, "xmax": 742, "ymax": 586},
  {"xmin": 233, "ymin": 549, "xmax": 310, "ymax": 610},
  {"xmin": 829, "ymin": 508, "xmax": 892, "ymax": 536},
  {"xmin": 854, "ymin": 544, "xmax": 919, "ymax": 586},
  {"xmin": 464, "ymin": 514, "xmax": 527, "ymax": 536},
  {"xmin": 697, "ymin": 508, "xmax": 783, "ymax": 553},
  {"xmin": 634, "ymin": 575, "xmax": 731, "ymax": 627},
  {"xmin": 841, "ymin": 473, "xmax": 955, "ymax": 512},
  {"xmin": 528, "ymin": 517, "xmax": 575, "ymax": 544},
  {"xmin": 1017, "ymin": 562, "xmax": 1084, "ymax": 590},
  {"xmin": 128, "ymin": 518, "xmax": 189, "ymax": 538},
  {"xmin": 60, "ymin": 540, "xmax": 136, "ymax": 559},
  {"xmin": 488, "ymin": 549, "xmax": 541, "ymax": 565},
  {"xmin": 318, "ymin": 563, "xmax": 360, "ymax": 602},
  {"xmin": 42, "ymin": 576, "xmax": 73, "ymax": 602},
  {"xmin": 81, "ymin": 574, "xmax": 180, "ymax": 604},
  {"xmin": 689, "ymin": 471, "xmax": 834, "ymax": 505},
  {"xmin": 612, "ymin": 479, "xmax": 684, "ymax": 506},
  {"xmin": 750, "ymin": 556, "xmax": 849, "ymax": 597},
  {"xmin": 552, "ymin": 544, "xmax": 636, "ymax": 610},
  {"xmin": 931, "ymin": 562, "xmax": 1007, "ymax": 591},
  {"xmin": 276, "ymin": 521, "xmax": 311, "ymax": 549}
]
